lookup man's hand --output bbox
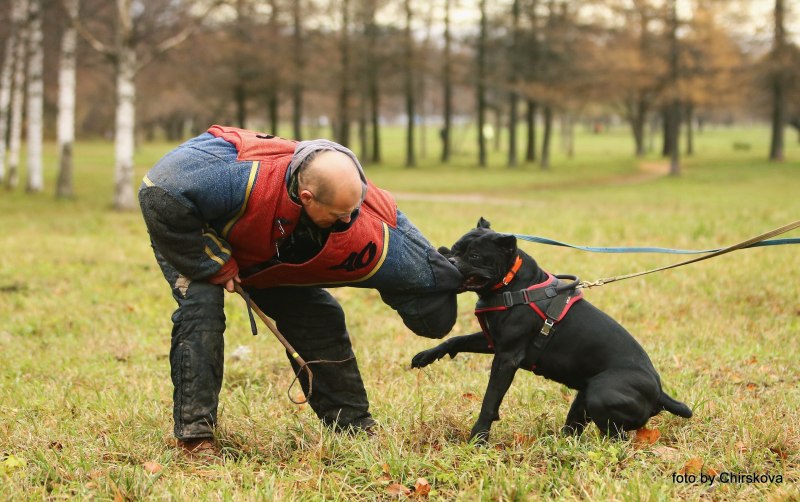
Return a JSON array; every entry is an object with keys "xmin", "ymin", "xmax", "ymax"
[{"xmin": 223, "ymin": 275, "xmax": 241, "ymax": 293}]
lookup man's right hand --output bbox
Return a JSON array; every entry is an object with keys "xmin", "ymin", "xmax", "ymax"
[{"xmin": 223, "ymin": 275, "xmax": 241, "ymax": 293}]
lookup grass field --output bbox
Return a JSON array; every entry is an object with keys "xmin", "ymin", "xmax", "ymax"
[{"xmin": 1, "ymin": 124, "xmax": 799, "ymax": 500}]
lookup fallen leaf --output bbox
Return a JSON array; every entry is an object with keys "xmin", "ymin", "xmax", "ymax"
[
  {"xmin": 513, "ymin": 432, "xmax": 536, "ymax": 446},
  {"xmin": 414, "ymin": 477, "xmax": 431, "ymax": 496},
  {"xmin": 632, "ymin": 427, "xmax": 661, "ymax": 448},
  {"xmin": 377, "ymin": 463, "xmax": 392, "ymax": 481},
  {"xmin": 386, "ymin": 483, "xmax": 412, "ymax": 497},
  {"xmin": 770, "ymin": 447, "xmax": 789, "ymax": 460},
  {"xmin": 705, "ymin": 467, "xmax": 720, "ymax": 477},
  {"xmin": 49, "ymin": 441, "xmax": 64, "ymax": 451},
  {"xmin": 679, "ymin": 457, "xmax": 703, "ymax": 475},
  {"xmin": 745, "ymin": 382, "xmax": 758, "ymax": 391},
  {"xmin": 652, "ymin": 446, "xmax": 681, "ymax": 461},
  {"xmin": 142, "ymin": 461, "xmax": 162, "ymax": 474},
  {"xmin": 462, "ymin": 393, "xmax": 480, "ymax": 402}
]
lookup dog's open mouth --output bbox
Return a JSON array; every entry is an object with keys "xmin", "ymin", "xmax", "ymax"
[{"xmin": 462, "ymin": 275, "xmax": 491, "ymax": 291}]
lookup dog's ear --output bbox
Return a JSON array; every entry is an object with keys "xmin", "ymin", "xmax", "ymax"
[
  {"xmin": 477, "ymin": 217, "xmax": 491, "ymax": 229},
  {"xmin": 492, "ymin": 233, "xmax": 517, "ymax": 254},
  {"xmin": 437, "ymin": 245, "xmax": 452, "ymax": 256}
]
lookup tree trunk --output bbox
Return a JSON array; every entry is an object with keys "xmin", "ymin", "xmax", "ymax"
[
  {"xmin": 440, "ymin": 0, "xmax": 452, "ymax": 163},
  {"xmin": 769, "ymin": 0, "xmax": 786, "ymax": 161},
  {"xmin": 668, "ymin": 0, "xmax": 680, "ymax": 176},
  {"xmin": 6, "ymin": 0, "xmax": 28, "ymax": 191},
  {"xmin": 507, "ymin": 0, "xmax": 520, "ymax": 167},
  {"xmin": 25, "ymin": 0, "xmax": 43, "ymax": 193},
  {"xmin": 404, "ymin": 0, "xmax": 415, "ymax": 167},
  {"xmin": 338, "ymin": 0, "xmax": 351, "ymax": 147},
  {"xmin": 540, "ymin": 106, "xmax": 552, "ymax": 169},
  {"xmin": 292, "ymin": 0, "xmax": 304, "ymax": 139},
  {"xmin": 685, "ymin": 102, "xmax": 694, "ymax": 157},
  {"xmin": 632, "ymin": 99, "xmax": 647, "ymax": 157},
  {"xmin": 525, "ymin": 99, "xmax": 536, "ymax": 162},
  {"xmin": 114, "ymin": 45, "xmax": 136, "ymax": 210},
  {"xmin": 476, "ymin": 0, "xmax": 487, "ymax": 167},
  {"xmin": 365, "ymin": 0, "xmax": 380, "ymax": 163},
  {"xmin": 57, "ymin": 0, "xmax": 79, "ymax": 198},
  {"xmin": 0, "ymin": 0, "xmax": 23, "ymax": 185}
]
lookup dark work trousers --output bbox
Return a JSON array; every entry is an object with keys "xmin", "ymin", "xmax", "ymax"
[
  {"xmin": 154, "ymin": 247, "xmax": 372, "ymax": 439},
  {"xmin": 151, "ymin": 210, "xmax": 463, "ymax": 440}
]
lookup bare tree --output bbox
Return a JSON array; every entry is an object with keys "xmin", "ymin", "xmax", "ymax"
[
  {"xmin": 56, "ymin": 0, "xmax": 79, "ymax": 198},
  {"xmin": 0, "ymin": 0, "xmax": 25, "ymax": 185},
  {"xmin": 769, "ymin": 0, "xmax": 787, "ymax": 161},
  {"xmin": 6, "ymin": 0, "xmax": 28, "ymax": 191},
  {"xmin": 667, "ymin": 0, "xmax": 681, "ymax": 175},
  {"xmin": 25, "ymin": 0, "xmax": 43, "ymax": 193},
  {"xmin": 507, "ymin": 0, "xmax": 521, "ymax": 167},
  {"xmin": 68, "ymin": 0, "xmax": 221, "ymax": 210},
  {"xmin": 292, "ymin": 0, "xmax": 304, "ymax": 139},
  {"xmin": 403, "ymin": 0, "xmax": 415, "ymax": 167},
  {"xmin": 440, "ymin": 0, "xmax": 452, "ymax": 163},
  {"xmin": 338, "ymin": 0, "xmax": 352, "ymax": 147},
  {"xmin": 476, "ymin": 0, "xmax": 487, "ymax": 167}
]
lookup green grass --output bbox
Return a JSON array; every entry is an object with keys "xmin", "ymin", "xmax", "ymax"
[{"xmin": 1, "ymin": 125, "xmax": 799, "ymax": 500}]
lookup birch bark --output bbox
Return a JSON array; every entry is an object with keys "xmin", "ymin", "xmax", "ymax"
[
  {"xmin": 6, "ymin": 0, "xmax": 28, "ymax": 190},
  {"xmin": 56, "ymin": 0, "xmax": 79, "ymax": 198},
  {"xmin": 26, "ymin": 0, "xmax": 44, "ymax": 193},
  {"xmin": 0, "ymin": 4, "xmax": 20, "ymax": 184}
]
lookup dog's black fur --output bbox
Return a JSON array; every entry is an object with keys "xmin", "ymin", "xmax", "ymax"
[{"xmin": 412, "ymin": 218, "xmax": 692, "ymax": 442}]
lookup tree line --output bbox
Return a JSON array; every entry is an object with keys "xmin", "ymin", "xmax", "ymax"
[{"xmin": 0, "ymin": 0, "xmax": 797, "ymax": 210}]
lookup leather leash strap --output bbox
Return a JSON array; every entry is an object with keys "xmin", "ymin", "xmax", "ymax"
[{"xmin": 579, "ymin": 219, "xmax": 800, "ymax": 289}]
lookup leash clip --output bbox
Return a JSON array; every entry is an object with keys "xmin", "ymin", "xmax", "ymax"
[{"xmin": 541, "ymin": 318, "xmax": 555, "ymax": 336}]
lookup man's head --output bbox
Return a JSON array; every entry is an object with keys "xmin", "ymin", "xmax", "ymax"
[{"xmin": 297, "ymin": 150, "xmax": 366, "ymax": 228}]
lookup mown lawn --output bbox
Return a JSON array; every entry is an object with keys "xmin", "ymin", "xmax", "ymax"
[{"xmin": 1, "ymin": 125, "xmax": 798, "ymax": 500}]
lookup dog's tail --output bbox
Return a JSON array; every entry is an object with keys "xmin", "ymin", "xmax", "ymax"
[{"xmin": 659, "ymin": 392, "xmax": 692, "ymax": 418}]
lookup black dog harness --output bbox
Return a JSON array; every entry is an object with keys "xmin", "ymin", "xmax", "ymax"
[{"xmin": 474, "ymin": 269, "xmax": 583, "ymax": 370}]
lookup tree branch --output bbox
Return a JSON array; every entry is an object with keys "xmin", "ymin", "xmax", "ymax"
[{"xmin": 61, "ymin": 0, "xmax": 116, "ymax": 61}]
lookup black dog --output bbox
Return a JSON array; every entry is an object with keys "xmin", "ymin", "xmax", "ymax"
[{"xmin": 412, "ymin": 218, "xmax": 692, "ymax": 442}]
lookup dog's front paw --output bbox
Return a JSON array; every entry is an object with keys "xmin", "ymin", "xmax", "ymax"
[
  {"xmin": 411, "ymin": 348, "xmax": 446, "ymax": 368},
  {"xmin": 468, "ymin": 427, "xmax": 490, "ymax": 445}
]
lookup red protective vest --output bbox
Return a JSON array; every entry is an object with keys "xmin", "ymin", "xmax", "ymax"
[{"xmin": 208, "ymin": 125, "xmax": 397, "ymax": 288}]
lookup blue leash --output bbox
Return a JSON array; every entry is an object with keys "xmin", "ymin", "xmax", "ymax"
[
  {"xmin": 513, "ymin": 235, "xmax": 800, "ymax": 254},
  {"xmin": 510, "ymin": 220, "xmax": 800, "ymax": 288}
]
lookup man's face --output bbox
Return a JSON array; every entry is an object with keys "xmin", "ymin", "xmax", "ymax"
[{"xmin": 301, "ymin": 189, "xmax": 362, "ymax": 229}]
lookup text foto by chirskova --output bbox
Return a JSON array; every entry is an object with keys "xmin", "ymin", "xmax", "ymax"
[{"xmin": 672, "ymin": 472, "xmax": 784, "ymax": 486}]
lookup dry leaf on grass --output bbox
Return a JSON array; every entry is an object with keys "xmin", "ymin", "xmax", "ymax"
[
  {"xmin": 386, "ymin": 483, "xmax": 412, "ymax": 497},
  {"xmin": 142, "ymin": 461, "xmax": 162, "ymax": 474},
  {"xmin": 651, "ymin": 446, "xmax": 681, "ymax": 461},
  {"xmin": 679, "ymin": 457, "xmax": 703, "ymax": 475},
  {"xmin": 414, "ymin": 478, "xmax": 431, "ymax": 496},
  {"xmin": 632, "ymin": 427, "xmax": 661, "ymax": 448},
  {"xmin": 462, "ymin": 392, "xmax": 481, "ymax": 401}
]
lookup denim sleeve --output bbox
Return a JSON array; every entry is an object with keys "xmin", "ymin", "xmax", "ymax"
[
  {"xmin": 138, "ymin": 134, "xmax": 249, "ymax": 281},
  {"xmin": 139, "ymin": 184, "xmax": 234, "ymax": 281}
]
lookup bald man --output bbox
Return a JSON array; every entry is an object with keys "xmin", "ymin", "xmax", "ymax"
[{"xmin": 139, "ymin": 126, "xmax": 463, "ymax": 460}]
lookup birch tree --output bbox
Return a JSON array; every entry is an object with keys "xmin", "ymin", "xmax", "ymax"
[
  {"xmin": 56, "ymin": 0, "xmax": 79, "ymax": 198},
  {"xmin": 0, "ymin": 1, "xmax": 24, "ymax": 185},
  {"xmin": 6, "ymin": 0, "xmax": 28, "ymax": 190},
  {"xmin": 68, "ymin": 0, "xmax": 220, "ymax": 210},
  {"xmin": 25, "ymin": 0, "xmax": 44, "ymax": 193}
]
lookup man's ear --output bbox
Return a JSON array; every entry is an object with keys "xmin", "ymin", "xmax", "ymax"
[
  {"xmin": 493, "ymin": 233, "xmax": 517, "ymax": 255},
  {"xmin": 298, "ymin": 189, "xmax": 314, "ymax": 205},
  {"xmin": 477, "ymin": 217, "xmax": 491, "ymax": 229},
  {"xmin": 437, "ymin": 246, "xmax": 452, "ymax": 256}
]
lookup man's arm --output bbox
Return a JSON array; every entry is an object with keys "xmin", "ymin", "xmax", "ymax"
[{"xmin": 139, "ymin": 183, "xmax": 238, "ymax": 285}]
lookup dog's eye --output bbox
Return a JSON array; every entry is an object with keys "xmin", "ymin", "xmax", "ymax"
[{"xmin": 469, "ymin": 254, "xmax": 481, "ymax": 263}]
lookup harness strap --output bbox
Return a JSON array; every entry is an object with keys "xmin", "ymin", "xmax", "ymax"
[{"xmin": 474, "ymin": 274, "xmax": 582, "ymax": 370}]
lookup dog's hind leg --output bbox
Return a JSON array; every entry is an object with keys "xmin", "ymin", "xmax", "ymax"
[
  {"xmin": 561, "ymin": 390, "xmax": 590, "ymax": 436},
  {"xmin": 585, "ymin": 371, "xmax": 655, "ymax": 438}
]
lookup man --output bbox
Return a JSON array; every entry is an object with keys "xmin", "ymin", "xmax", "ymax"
[{"xmin": 139, "ymin": 125, "xmax": 462, "ymax": 459}]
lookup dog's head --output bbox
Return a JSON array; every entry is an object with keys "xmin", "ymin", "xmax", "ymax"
[{"xmin": 438, "ymin": 217, "xmax": 519, "ymax": 292}]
